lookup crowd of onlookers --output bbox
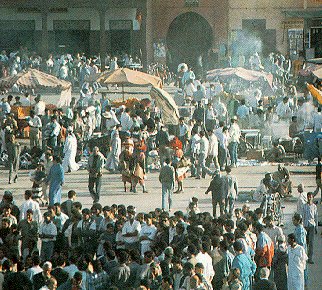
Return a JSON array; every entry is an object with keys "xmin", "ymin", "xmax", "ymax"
[{"xmin": 0, "ymin": 184, "xmax": 318, "ymax": 290}]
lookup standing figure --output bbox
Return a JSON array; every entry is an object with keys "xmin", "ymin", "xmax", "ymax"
[
  {"xmin": 302, "ymin": 192, "xmax": 318, "ymax": 264},
  {"xmin": 28, "ymin": 110, "xmax": 42, "ymax": 149},
  {"xmin": 173, "ymin": 145, "xmax": 188, "ymax": 193},
  {"xmin": 106, "ymin": 124, "xmax": 122, "ymax": 172},
  {"xmin": 62, "ymin": 128, "xmax": 79, "ymax": 173},
  {"xmin": 222, "ymin": 166, "xmax": 238, "ymax": 215},
  {"xmin": 46, "ymin": 115, "xmax": 61, "ymax": 150},
  {"xmin": 119, "ymin": 149, "xmax": 134, "ymax": 192},
  {"xmin": 159, "ymin": 158, "xmax": 175, "ymax": 211},
  {"xmin": 229, "ymin": 116, "xmax": 241, "ymax": 168},
  {"xmin": 287, "ymin": 233, "xmax": 307, "ymax": 290},
  {"xmin": 6, "ymin": 134, "xmax": 20, "ymax": 184},
  {"xmin": 87, "ymin": 146, "xmax": 106, "ymax": 203},
  {"xmin": 205, "ymin": 170, "xmax": 224, "ymax": 217},
  {"xmin": 131, "ymin": 142, "xmax": 148, "ymax": 193},
  {"xmin": 46, "ymin": 156, "xmax": 64, "ymax": 206},
  {"xmin": 196, "ymin": 131, "xmax": 213, "ymax": 179}
]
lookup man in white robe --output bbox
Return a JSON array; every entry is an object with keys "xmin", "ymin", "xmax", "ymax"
[
  {"xmin": 62, "ymin": 129, "xmax": 79, "ymax": 173},
  {"xmin": 106, "ymin": 125, "xmax": 122, "ymax": 172},
  {"xmin": 287, "ymin": 233, "xmax": 308, "ymax": 290}
]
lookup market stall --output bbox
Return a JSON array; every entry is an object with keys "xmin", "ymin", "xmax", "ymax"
[{"xmin": 96, "ymin": 67, "xmax": 162, "ymax": 101}]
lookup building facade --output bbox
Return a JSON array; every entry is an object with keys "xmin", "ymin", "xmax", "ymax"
[{"xmin": 0, "ymin": 0, "xmax": 321, "ymax": 70}]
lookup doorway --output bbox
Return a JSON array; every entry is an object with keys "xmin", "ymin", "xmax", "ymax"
[{"xmin": 166, "ymin": 12, "xmax": 213, "ymax": 71}]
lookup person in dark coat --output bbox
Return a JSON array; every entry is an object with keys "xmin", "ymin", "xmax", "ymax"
[
  {"xmin": 205, "ymin": 170, "xmax": 224, "ymax": 217},
  {"xmin": 253, "ymin": 267, "xmax": 277, "ymax": 290},
  {"xmin": 51, "ymin": 255, "xmax": 69, "ymax": 287},
  {"xmin": 32, "ymin": 261, "xmax": 54, "ymax": 290},
  {"xmin": 272, "ymin": 236, "xmax": 288, "ymax": 290},
  {"xmin": 6, "ymin": 134, "xmax": 20, "ymax": 184}
]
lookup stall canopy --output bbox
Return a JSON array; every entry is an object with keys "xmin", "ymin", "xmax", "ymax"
[
  {"xmin": 299, "ymin": 63, "xmax": 322, "ymax": 77},
  {"xmin": 150, "ymin": 86, "xmax": 180, "ymax": 125},
  {"xmin": 307, "ymin": 83, "xmax": 322, "ymax": 105},
  {"xmin": 313, "ymin": 67, "xmax": 322, "ymax": 79},
  {"xmin": 206, "ymin": 67, "xmax": 273, "ymax": 88},
  {"xmin": 97, "ymin": 68, "xmax": 162, "ymax": 101},
  {"xmin": 0, "ymin": 69, "xmax": 72, "ymax": 107}
]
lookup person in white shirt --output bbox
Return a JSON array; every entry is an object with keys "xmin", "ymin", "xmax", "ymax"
[
  {"xmin": 34, "ymin": 95, "xmax": 46, "ymax": 116},
  {"xmin": 120, "ymin": 108, "xmax": 133, "ymax": 132},
  {"xmin": 217, "ymin": 125, "xmax": 229, "ymax": 171},
  {"xmin": 196, "ymin": 131, "xmax": 213, "ymax": 179},
  {"xmin": 287, "ymin": 233, "xmax": 308, "ymax": 290},
  {"xmin": 139, "ymin": 214, "xmax": 157, "ymax": 257},
  {"xmin": 26, "ymin": 253, "xmax": 43, "ymax": 281},
  {"xmin": 184, "ymin": 79, "xmax": 196, "ymax": 98},
  {"xmin": 229, "ymin": 116, "xmax": 241, "ymax": 167},
  {"xmin": 276, "ymin": 97, "xmax": 292, "ymax": 120},
  {"xmin": 263, "ymin": 215, "xmax": 284, "ymax": 249},
  {"xmin": 40, "ymin": 212, "xmax": 57, "ymax": 261},
  {"xmin": 196, "ymin": 242, "xmax": 215, "ymax": 283},
  {"xmin": 205, "ymin": 102, "xmax": 217, "ymax": 131},
  {"xmin": 103, "ymin": 106, "xmax": 120, "ymax": 132},
  {"xmin": 28, "ymin": 110, "xmax": 42, "ymax": 149},
  {"xmin": 297, "ymin": 183, "xmax": 307, "ymax": 216},
  {"xmin": 236, "ymin": 99, "xmax": 250, "ymax": 129},
  {"xmin": 206, "ymin": 130, "xmax": 219, "ymax": 170},
  {"xmin": 20, "ymin": 190, "xmax": 42, "ymax": 225},
  {"xmin": 214, "ymin": 98, "xmax": 227, "ymax": 122},
  {"xmin": 122, "ymin": 207, "xmax": 141, "ymax": 250},
  {"xmin": 190, "ymin": 129, "xmax": 200, "ymax": 177},
  {"xmin": 206, "ymin": 84, "xmax": 216, "ymax": 100}
]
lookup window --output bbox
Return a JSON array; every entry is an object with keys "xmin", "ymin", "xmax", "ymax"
[{"xmin": 185, "ymin": 0, "xmax": 199, "ymax": 7}]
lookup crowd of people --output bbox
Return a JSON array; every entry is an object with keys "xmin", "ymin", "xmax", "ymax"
[
  {"xmin": 0, "ymin": 183, "xmax": 318, "ymax": 290},
  {"xmin": 0, "ymin": 45, "xmax": 321, "ymax": 290}
]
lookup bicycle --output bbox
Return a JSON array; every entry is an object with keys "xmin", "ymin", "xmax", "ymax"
[{"xmin": 266, "ymin": 192, "xmax": 284, "ymax": 226}]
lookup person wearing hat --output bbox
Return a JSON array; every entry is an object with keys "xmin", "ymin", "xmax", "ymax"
[
  {"xmin": 34, "ymin": 94, "xmax": 46, "ymax": 117},
  {"xmin": 228, "ymin": 116, "xmax": 241, "ymax": 168},
  {"xmin": 104, "ymin": 106, "xmax": 120, "ymax": 133},
  {"xmin": 62, "ymin": 127, "xmax": 79, "ymax": 173}
]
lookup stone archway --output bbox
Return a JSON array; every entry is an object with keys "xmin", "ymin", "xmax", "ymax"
[{"xmin": 166, "ymin": 12, "xmax": 213, "ymax": 73}]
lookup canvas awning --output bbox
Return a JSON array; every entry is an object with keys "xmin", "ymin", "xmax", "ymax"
[
  {"xmin": 0, "ymin": 69, "xmax": 71, "ymax": 90},
  {"xmin": 284, "ymin": 9, "xmax": 322, "ymax": 19},
  {"xmin": 150, "ymin": 87, "xmax": 180, "ymax": 125},
  {"xmin": 207, "ymin": 67, "xmax": 273, "ymax": 88}
]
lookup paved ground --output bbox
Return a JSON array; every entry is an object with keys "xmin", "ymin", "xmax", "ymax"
[{"xmin": 0, "ymin": 163, "xmax": 321, "ymax": 288}]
